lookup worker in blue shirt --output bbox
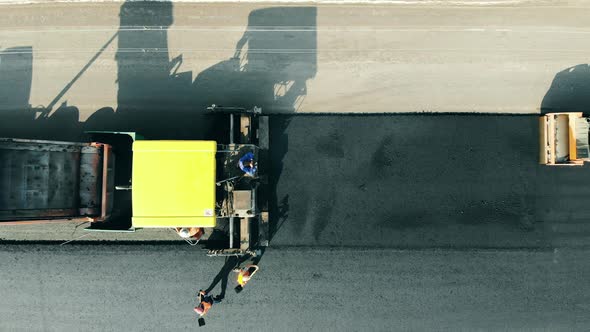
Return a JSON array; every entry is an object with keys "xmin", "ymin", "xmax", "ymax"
[{"xmin": 238, "ymin": 152, "xmax": 257, "ymax": 177}]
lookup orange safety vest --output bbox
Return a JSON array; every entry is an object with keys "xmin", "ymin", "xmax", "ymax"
[
  {"xmin": 189, "ymin": 227, "xmax": 204, "ymax": 239},
  {"xmin": 175, "ymin": 227, "xmax": 204, "ymax": 240},
  {"xmin": 200, "ymin": 301, "xmax": 212, "ymax": 316},
  {"xmin": 197, "ymin": 291, "xmax": 213, "ymax": 317}
]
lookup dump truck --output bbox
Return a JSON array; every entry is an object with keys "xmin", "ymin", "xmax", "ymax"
[
  {"xmin": 0, "ymin": 106, "xmax": 269, "ymax": 256},
  {"xmin": 540, "ymin": 112, "xmax": 590, "ymax": 166}
]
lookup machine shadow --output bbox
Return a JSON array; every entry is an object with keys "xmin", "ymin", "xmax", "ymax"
[
  {"xmin": 113, "ymin": 2, "xmax": 317, "ymax": 135},
  {"xmin": 190, "ymin": 7, "xmax": 317, "ymax": 113},
  {"xmin": 186, "ymin": 7, "xmax": 317, "ymax": 242},
  {"xmin": 0, "ymin": 46, "xmax": 77, "ymax": 140},
  {"xmin": 0, "ymin": 46, "xmax": 34, "ymax": 137},
  {"xmin": 541, "ymin": 64, "xmax": 590, "ymax": 115},
  {"xmin": 0, "ymin": 47, "xmax": 32, "ymax": 116},
  {"xmin": 112, "ymin": 0, "xmax": 209, "ymax": 140},
  {"xmin": 0, "ymin": 41, "xmax": 111, "ymax": 142}
]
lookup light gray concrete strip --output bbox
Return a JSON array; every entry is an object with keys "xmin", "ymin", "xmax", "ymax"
[
  {"xmin": 2, "ymin": 2, "xmax": 590, "ymax": 114},
  {"xmin": 0, "ymin": 0, "xmax": 554, "ymax": 5},
  {"xmin": 0, "ymin": 223, "xmax": 182, "ymax": 242}
]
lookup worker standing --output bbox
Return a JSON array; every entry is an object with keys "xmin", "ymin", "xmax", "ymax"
[
  {"xmin": 175, "ymin": 227, "xmax": 204, "ymax": 241},
  {"xmin": 234, "ymin": 264, "xmax": 259, "ymax": 293},
  {"xmin": 238, "ymin": 152, "xmax": 257, "ymax": 177}
]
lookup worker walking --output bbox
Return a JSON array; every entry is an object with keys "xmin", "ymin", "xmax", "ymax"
[
  {"xmin": 194, "ymin": 290, "xmax": 214, "ymax": 326},
  {"xmin": 234, "ymin": 264, "xmax": 259, "ymax": 293},
  {"xmin": 238, "ymin": 152, "xmax": 257, "ymax": 177}
]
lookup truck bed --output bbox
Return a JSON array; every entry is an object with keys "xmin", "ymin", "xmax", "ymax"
[{"xmin": 0, "ymin": 138, "xmax": 106, "ymax": 221}]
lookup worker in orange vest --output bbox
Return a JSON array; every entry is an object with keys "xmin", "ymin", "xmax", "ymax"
[
  {"xmin": 175, "ymin": 227, "xmax": 204, "ymax": 241},
  {"xmin": 194, "ymin": 290, "xmax": 213, "ymax": 326},
  {"xmin": 234, "ymin": 264, "xmax": 259, "ymax": 293}
]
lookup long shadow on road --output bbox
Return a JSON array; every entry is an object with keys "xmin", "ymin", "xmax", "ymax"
[{"xmin": 541, "ymin": 64, "xmax": 590, "ymax": 115}]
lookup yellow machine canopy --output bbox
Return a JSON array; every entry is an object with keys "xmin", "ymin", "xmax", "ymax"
[{"xmin": 131, "ymin": 141, "xmax": 217, "ymax": 228}]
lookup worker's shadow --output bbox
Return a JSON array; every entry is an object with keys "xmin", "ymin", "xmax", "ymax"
[{"xmin": 204, "ymin": 249, "xmax": 265, "ymax": 300}]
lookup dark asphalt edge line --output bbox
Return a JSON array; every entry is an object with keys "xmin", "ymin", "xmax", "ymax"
[
  {"xmin": 267, "ymin": 244, "xmax": 573, "ymax": 252},
  {"xmin": 1, "ymin": 240, "xmax": 586, "ymax": 251},
  {"xmin": 263, "ymin": 113, "xmax": 540, "ymax": 117},
  {"xmin": 0, "ymin": 240, "xmax": 186, "ymax": 246}
]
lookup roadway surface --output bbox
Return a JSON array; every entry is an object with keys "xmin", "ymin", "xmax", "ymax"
[
  {"xmin": 3, "ymin": 114, "xmax": 590, "ymax": 249},
  {"xmin": 1, "ymin": 245, "xmax": 589, "ymax": 331},
  {"xmin": 2, "ymin": 1, "xmax": 590, "ymax": 331},
  {"xmin": 2, "ymin": 1, "xmax": 590, "ymax": 117}
]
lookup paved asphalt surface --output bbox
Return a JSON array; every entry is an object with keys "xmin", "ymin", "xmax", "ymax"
[
  {"xmin": 1, "ymin": 245, "xmax": 589, "ymax": 331},
  {"xmin": 267, "ymin": 114, "xmax": 590, "ymax": 249},
  {"xmin": 3, "ymin": 114, "xmax": 590, "ymax": 248},
  {"xmin": 2, "ymin": 1, "xmax": 590, "ymax": 331}
]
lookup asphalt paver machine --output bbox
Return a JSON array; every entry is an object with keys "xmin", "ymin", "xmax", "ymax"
[{"xmin": 0, "ymin": 106, "xmax": 269, "ymax": 257}]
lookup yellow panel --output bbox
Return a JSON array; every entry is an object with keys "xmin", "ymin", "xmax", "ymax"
[
  {"xmin": 132, "ymin": 217, "xmax": 216, "ymax": 228},
  {"xmin": 131, "ymin": 141, "xmax": 217, "ymax": 228},
  {"xmin": 568, "ymin": 114, "xmax": 577, "ymax": 161}
]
